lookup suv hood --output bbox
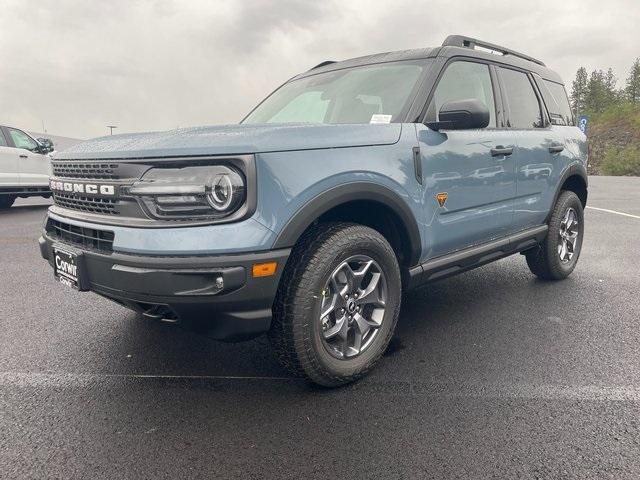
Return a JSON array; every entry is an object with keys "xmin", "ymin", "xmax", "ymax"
[{"xmin": 55, "ymin": 123, "xmax": 402, "ymax": 160}]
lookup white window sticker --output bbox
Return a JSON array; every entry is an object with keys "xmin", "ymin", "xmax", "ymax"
[{"xmin": 370, "ymin": 114, "xmax": 392, "ymax": 124}]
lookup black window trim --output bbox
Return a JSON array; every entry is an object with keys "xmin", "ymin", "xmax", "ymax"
[
  {"xmin": 495, "ymin": 65, "xmax": 550, "ymax": 131},
  {"xmin": 419, "ymin": 55, "xmax": 506, "ymax": 130}
]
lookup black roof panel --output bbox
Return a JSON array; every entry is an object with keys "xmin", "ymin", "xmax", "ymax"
[{"xmin": 295, "ymin": 36, "xmax": 564, "ymax": 84}]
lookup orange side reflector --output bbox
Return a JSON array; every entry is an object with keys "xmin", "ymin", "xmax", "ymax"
[{"xmin": 252, "ymin": 262, "xmax": 277, "ymax": 277}]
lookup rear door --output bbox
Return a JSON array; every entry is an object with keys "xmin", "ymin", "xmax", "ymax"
[
  {"xmin": 532, "ymin": 77, "xmax": 582, "ymax": 215},
  {"xmin": 0, "ymin": 127, "xmax": 20, "ymax": 187},
  {"xmin": 5, "ymin": 127, "xmax": 51, "ymax": 186},
  {"xmin": 496, "ymin": 67, "xmax": 556, "ymax": 229},
  {"xmin": 417, "ymin": 59, "xmax": 517, "ymax": 259}
]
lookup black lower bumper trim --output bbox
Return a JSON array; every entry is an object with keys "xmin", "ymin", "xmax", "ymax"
[{"xmin": 40, "ymin": 233, "xmax": 290, "ymax": 341}]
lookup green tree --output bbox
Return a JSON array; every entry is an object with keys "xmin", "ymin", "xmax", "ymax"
[
  {"xmin": 604, "ymin": 68, "xmax": 619, "ymax": 104},
  {"xmin": 625, "ymin": 58, "xmax": 640, "ymax": 103},
  {"xmin": 570, "ymin": 67, "xmax": 588, "ymax": 115},
  {"xmin": 584, "ymin": 70, "xmax": 607, "ymax": 113},
  {"xmin": 583, "ymin": 69, "xmax": 620, "ymax": 114}
]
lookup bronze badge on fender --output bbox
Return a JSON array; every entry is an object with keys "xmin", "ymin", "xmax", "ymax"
[{"xmin": 436, "ymin": 192, "xmax": 448, "ymax": 207}]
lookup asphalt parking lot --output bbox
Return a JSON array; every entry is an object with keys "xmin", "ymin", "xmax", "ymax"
[{"xmin": 1, "ymin": 176, "xmax": 639, "ymax": 479}]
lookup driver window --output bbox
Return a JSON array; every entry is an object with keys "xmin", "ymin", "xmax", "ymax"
[
  {"xmin": 426, "ymin": 61, "xmax": 497, "ymax": 128},
  {"xmin": 8, "ymin": 128, "xmax": 38, "ymax": 151}
]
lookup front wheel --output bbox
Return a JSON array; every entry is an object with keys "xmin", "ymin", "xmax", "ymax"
[
  {"xmin": 269, "ymin": 222, "xmax": 401, "ymax": 387},
  {"xmin": 526, "ymin": 190, "xmax": 584, "ymax": 280}
]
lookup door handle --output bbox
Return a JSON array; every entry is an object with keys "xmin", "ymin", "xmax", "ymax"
[
  {"xmin": 19, "ymin": 154, "xmax": 28, "ymax": 158},
  {"xmin": 548, "ymin": 143, "xmax": 564, "ymax": 154},
  {"xmin": 490, "ymin": 146, "xmax": 513, "ymax": 157}
]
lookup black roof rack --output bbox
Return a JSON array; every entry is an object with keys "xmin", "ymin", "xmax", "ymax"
[
  {"xmin": 442, "ymin": 35, "xmax": 545, "ymax": 67},
  {"xmin": 309, "ymin": 60, "xmax": 337, "ymax": 71}
]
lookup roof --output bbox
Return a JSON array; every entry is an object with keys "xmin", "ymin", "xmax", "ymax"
[
  {"xmin": 296, "ymin": 35, "xmax": 564, "ymax": 84},
  {"xmin": 294, "ymin": 48, "xmax": 437, "ymax": 80}
]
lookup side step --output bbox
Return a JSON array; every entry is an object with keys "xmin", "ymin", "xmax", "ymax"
[{"xmin": 408, "ymin": 225, "xmax": 548, "ymax": 288}]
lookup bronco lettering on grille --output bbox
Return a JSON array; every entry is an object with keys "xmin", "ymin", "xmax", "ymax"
[{"xmin": 50, "ymin": 180, "xmax": 116, "ymax": 196}]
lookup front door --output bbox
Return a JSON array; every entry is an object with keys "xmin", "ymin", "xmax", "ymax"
[
  {"xmin": 0, "ymin": 128, "xmax": 20, "ymax": 188},
  {"xmin": 417, "ymin": 60, "xmax": 517, "ymax": 260},
  {"xmin": 6, "ymin": 127, "xmax": 51, "ymax": 186}
]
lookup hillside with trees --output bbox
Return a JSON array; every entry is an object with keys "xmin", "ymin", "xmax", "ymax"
[{"xmin": 570, "ymin": 58, "xmax": 640, "ymax": 176}]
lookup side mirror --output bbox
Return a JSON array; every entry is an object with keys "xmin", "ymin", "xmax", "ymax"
[
  {"xmin": 426, "ymin": 99, "xmax": 490, "ymax": 131},
  {"xmin": 37, "ymin": 138, "xmax": 54, "ymax": 153}
]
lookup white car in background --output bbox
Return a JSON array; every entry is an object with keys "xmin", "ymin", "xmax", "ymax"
[{"xmin": 0, "ymin": 125, "xmax": 54, "ymax": 209}]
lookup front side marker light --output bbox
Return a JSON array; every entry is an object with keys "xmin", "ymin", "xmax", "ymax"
[{"xmin": 252, "ymin": 262, "xmax": 278, "ymax": 278}]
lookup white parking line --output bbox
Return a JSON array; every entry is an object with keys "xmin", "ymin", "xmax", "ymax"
[
  {"xmin": 587, "ymin": 206, "xmax": 640, "ymax": 219},
  {"xmin": 2, "ymin": 371, "xmax": 640, "ymax": 401},
  {"xmin": 0, "ymin": 371, "xmax": 293, "ymax": 384}
]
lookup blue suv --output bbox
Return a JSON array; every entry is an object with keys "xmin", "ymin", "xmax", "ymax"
[{"xmin": 40, "ymin": 36, "xmax": 587, "ymax": 386}]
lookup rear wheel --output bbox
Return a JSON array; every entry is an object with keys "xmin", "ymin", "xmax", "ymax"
[
  {"xmin": 526, "ymin": 190, "xmax": 584, "ymax": 280},
  {"xmin": 269, "ymin": 222, "xmax": 401, "ymax": 387},
  {"xmin": 0, "ymin": 195, "xmax": 16, "ymax": 210}
]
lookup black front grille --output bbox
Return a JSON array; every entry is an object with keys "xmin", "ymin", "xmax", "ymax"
[
  {"xmin": 53, "ymin": 192, "xmax": 119, "ymax": 215},
  {"xmin": 46, "ymin": 219, "xmax": 114, "ymax": 253},
  {"xmin": 52, "ymin": 162, "xmax": 119, "ymax": 180}
]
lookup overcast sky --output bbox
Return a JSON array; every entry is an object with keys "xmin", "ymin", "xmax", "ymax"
[{"xmin": 1, "ymin": 0, "xmax": 638, "ymax": 139}]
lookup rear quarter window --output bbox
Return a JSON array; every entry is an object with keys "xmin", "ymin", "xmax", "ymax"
[{"xmin": 539, "ymin": 80, "xmax": 575, "ymax": 126}]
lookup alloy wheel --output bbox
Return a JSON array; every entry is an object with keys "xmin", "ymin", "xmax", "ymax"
[
  {"xmin": 558, "ymin": 207, "xmax": 579, "ymax": 263},
  {"xmin": 319, "ymin": 255, "xmax": 387, "ymax": 359}
]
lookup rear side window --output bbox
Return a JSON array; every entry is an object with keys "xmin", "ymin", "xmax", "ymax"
[
  {"xmin": 539, "ymin": 80, "xmax": 575, "ymax": 126},
  {"xmin": 427, "ymin": 61, "xmax": 497, "ymax": 127},
  {"xmin": 499, "ymin": 68, "xmax": 543, "ymax": 129},
  {"xmin": 0, "ymin": 129, "xmax": 7, "ymax": 147}
]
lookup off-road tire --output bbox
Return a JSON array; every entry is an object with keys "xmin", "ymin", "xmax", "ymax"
[
  {"xmin": 526, "ymin": 190, "xmax": 584, "ymax": 280},
  {"xmin": 269, "ymin": 222, "xmax": 402, "ymax": 387},
  {"xmin": 0, "ymin": 195, "xmax": 16, "ymax": 210}
]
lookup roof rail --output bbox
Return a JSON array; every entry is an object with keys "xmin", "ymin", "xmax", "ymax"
[
  {"xmin": 309, "ymin": 60, "xmax": 337, "ymax": 71},
  {"xmin": 442, "ymin": 35, "xmax": 545, "ymax": 67}
]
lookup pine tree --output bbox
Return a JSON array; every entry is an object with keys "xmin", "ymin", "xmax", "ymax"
[
  {"xmin": 585, "ymin": 70, "xmax": 610, "ymax": 114},
  {"xmin": 626, "ymin": 58, "xmax": 640, "ymax": 103},
  {"xmin": 604, "ymin": 68, "xmax": 618, "ymax": 104},
  {"xmin": 570, "ymin": 67, "xmax": 588, "ymax": 115}
]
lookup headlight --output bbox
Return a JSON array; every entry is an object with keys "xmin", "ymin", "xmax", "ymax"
[
  {"xmin": 127, "ymin": 165, "xmax": 246, "ymax": 220},
  {"xmin": 208, "ymin": 173, "xmax": 235, "ymax": 211}
]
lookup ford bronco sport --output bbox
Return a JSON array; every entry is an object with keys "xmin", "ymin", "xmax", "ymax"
[{"xmin": 39, "ymin": 35, "xmax": 587, "ymax": 386}]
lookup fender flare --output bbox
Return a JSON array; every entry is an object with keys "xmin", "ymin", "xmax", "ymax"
[
  {"xmin": 546, "ymin": 162, "xmax": 588, "ymax": 221},
  {"xmin": 272, "ymin": 182, "xmax": 422, "ymax": 266}
]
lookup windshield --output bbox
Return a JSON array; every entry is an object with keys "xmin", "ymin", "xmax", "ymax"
[{"xmin": 243, "ymin": 60, "xmax": 430, "ymax": 125}]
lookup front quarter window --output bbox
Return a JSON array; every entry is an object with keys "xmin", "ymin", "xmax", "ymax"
[
  {"xmin": 8, "ymin": 128, "xmax": 38, "ymax": 151},
  {"xmin": 425, "ymin": 61, "xmax": 497, "ymax": 128},
  {"xmin": 243, "ymin": 60, "xmax": 429, "ymax": 125}
]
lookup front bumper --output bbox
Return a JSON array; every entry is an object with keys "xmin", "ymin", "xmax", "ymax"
[{"xmin": 40, "ymin": 232, "xmax": 290, "ymax": 341}]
